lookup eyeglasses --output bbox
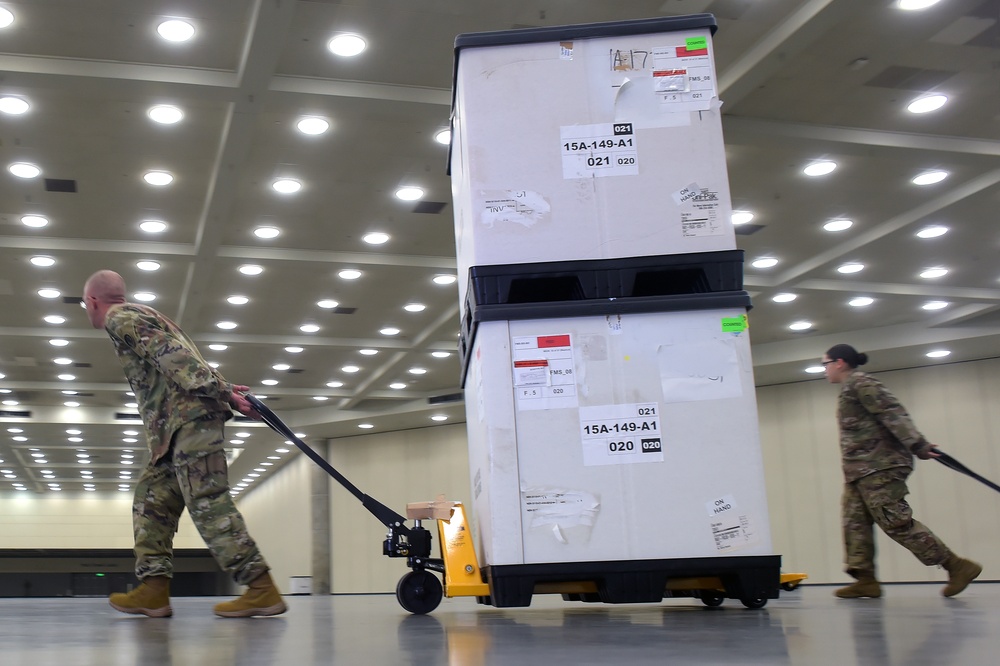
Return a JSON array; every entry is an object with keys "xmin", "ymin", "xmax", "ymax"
[{"xmin": 821, "ymin": 360, "xmax": 837, "ymax": 366}]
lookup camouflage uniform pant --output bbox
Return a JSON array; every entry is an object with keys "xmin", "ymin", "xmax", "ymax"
[
  {"xmin": 842, "ymin": 467, "xmax": 950, "ymax": 579},
  {"xmin": 132, "ymin": 416, "xmax": 269, "ymax": 585}
]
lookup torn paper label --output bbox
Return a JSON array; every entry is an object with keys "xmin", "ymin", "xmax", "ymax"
[
  {"xmin": 658, "ymin": 337, "xmax": 743, "ymax": 403},
  {"xmin": 479, "ymin": 189, "xmax": 551, "ymax": 228},
  {"xmin": 522, "ymin": 487, "xmax": 600, "ymax": 531}
]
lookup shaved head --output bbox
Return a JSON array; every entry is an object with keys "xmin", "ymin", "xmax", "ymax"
[
  {"xmin": 84, "ymin": 270, "xmax": 126, "ymax": 303},
  {"xmin": 83, "ymin": 270, "xmax": 127, "ymax": 329}
]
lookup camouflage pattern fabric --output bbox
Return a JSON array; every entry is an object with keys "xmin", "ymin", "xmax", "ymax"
[
  {"xmin": 105, "ymin": 303, "xmax": 233, "ymax": 463},
  {"xmin": 842, "ymin": 468, "xmax": 950, "ymax": 577},
  {"xmin": 132, "ymin": 417, "xmax": 269, "ymax": 584},
  {"xmin": 838, "ymin": 371, "xmax": 932, "ymax": 483}
]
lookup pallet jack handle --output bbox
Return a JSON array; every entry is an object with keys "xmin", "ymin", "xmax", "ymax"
[
  {"xmin": 935, "ymin": 450, "xmax": 1000, "ymax": 494},
  {"xmin": 244, "ymin": 393, "xmax": 413, "ymax": 532}
]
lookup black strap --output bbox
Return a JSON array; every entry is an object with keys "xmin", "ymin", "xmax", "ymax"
[{"xmin": 935, "ymin": 451, "xmax": 1000, "ymax": 494}]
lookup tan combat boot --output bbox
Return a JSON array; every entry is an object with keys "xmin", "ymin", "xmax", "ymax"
[
  {"xmin": 834, "ymin": 577, "xmax": 882, "ymax": 599},
  {"xmin": 942, "ymin": 555, "xmax": 982, "ymax": 597},
  {"xmin": 109, "ymin": 575, "xmax": 172, "ymax": 617},
  {"xmin": 214, "ymin": 571, "xmax": 288, "ymax": 618}
]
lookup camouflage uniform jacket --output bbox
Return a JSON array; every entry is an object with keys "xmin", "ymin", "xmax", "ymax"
[
  {"xmin": 838, "ymin": 371, "xmax": 932, "ymax": 482},
  {"xmin": 105, "ymin": 303, "xmax": 233, "ymax": 463}
]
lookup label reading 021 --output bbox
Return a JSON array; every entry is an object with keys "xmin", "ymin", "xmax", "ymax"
[{"xmin": 560, "ymin": 122, "xmax": 638, "ymax": 179}]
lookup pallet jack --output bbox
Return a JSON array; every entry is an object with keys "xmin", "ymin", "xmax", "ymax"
[{"xmin": 245, "ymin": 394, "xmax": 806, "ymax": 614}]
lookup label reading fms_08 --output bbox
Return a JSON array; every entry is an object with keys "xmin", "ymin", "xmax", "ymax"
[
  {"xmin": 579, "ymin": 402, "xmax": 663, "ymax": 467},
  {"xmin": 560, "ymin": 122, "xmax": 638, "ymax": 179}
]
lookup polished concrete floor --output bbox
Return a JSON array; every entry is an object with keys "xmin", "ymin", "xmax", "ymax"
[{"xmin": 1, "ymin": 584, "xmax": 998, "ymax": 665}]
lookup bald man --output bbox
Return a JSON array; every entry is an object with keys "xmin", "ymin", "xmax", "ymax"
[{"xmin": 84, "ymin": 270, "xmax": 286, "ymax": 618}]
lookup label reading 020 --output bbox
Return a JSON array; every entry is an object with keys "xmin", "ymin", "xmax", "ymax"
[{"xmin": 560, "ymin": 122, "xmax": 638, "ymax": 179}]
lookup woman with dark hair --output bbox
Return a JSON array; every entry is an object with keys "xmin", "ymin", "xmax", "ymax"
[{"xmin": 822, "ymin": 343, "xmax": 981, "ymax": 598}]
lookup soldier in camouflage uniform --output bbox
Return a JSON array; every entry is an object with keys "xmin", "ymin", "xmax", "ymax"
[
  {"xmin": 823, "ymin": 343, "xmax": 981, "ymax": 598},
  {"xmin": 84, "ymin": 270, "xmax": 287, "ymax": 618}
]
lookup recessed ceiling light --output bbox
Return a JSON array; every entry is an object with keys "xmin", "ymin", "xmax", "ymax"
[
  {"xmin": 433, "ymin": 274, "xmax": 457, "ymax": 285},
  {"xmin": 0, "ymin": 9, "xmax": 12, "ymax": 28},
  {"xmin": 30, "ymin": 256, "xmax": 55, "ymax": 267},
  {"xmin": 312, "ymin": 396, "xmax": 329, "ymax": 402},
  {"xmin": 58, "ymin": 374, "xmax": 75, "ymax": 381},
  {"xmin": 363, "ymin": 232, "xmax": 390, "ymax": 245},
  {"xmin": 326, "ymin": 381, "xmax": 344, "ymax": 388},
  {"xmin": 157, "ymin": 19, "xmax": 195, "ymax": 42},
  {"xmin": 359, "ymin": 349, "xmax": 378, "ymax": 356},
  {"xmin": 772, "ymin": 293, "xmax": 797, "ymax": 303},
  {"xmin": 389, "ymin": 382, "xmax": 407, "ymax": 390},
  {"xmin": 216, "ymin": 321, "xmax": 238, "ymax": 330},
  {"xmin": 239, "ymin": 264, "xmax": 263, "ymax": 276},
  {"xmin": 21, "ymin": 215, "xmax": 48, "ymax": 228},
  {"xmin": 296, "ymin": 117, "xmax": 330, "ymax": 135},
  {"xmin": 339, "ymin": 269, "xmax": 362, "ymax": 280},
  {"xmin": 327, "ymin": 34, "xmax": 367, "ymax": 57},
  {"xmin": 285, "ymin": 346, "xmax": 304, "ymax": 354},
  {"xmin": 789, "ymin": 321, "xmax": 813, "ymax": 331},
  {"xmin": 358, "ymin": 423, "xmax": 375, "ymax": 429},
  {"xmin": 272, "ymin": 179, "xmax": 301, "ymax": 194},
  {"xmin": 136, "ymin": 260, "xmax": 160, "ymax": 272},
  {"xmin": 300, "ymin": 324, "xmax": 320, "ymax": 333},
  {"xmin": 824, "ymin": 219, "xmax": 853, "ymax": 232},
  {"xmin": 133, "ymin": 292, "xmax": 156, "ymax": 302},
  {"xmin": 0, "ymin": 96, "xmax": 29, "ymax": 114},
  {"xmin": 404, "ymin": 303, "xmax": 426, "ymax": 312},
  {"xmin": 926, "ymin": 349, "xmax": 951, "ymax": 358},
  {"xmin": 53, "ymin": 357, "xmax": 72, "ymax": 365},
  {"xmin": 919, "ymin": 267, "xmax": 948, "ymax": 279},
  {"xmin": 837, "ymin": 263, "xmax": 864, "ymax": 274},
  {"xmin": 431, "ymin": 415, "xmax": 448, "ymax": 422},
  {"xmin": 803, "ymin": 161, "xmax": 837, "ymax": 177},
  {"xmin": 849, "ymin": 297, "xmax": 874, "ymax": 307},
  {"xmin": 805, "ymin": 366, "xmax": 826, "ymax": 374},
  {"xmin": 139, "ymin": 220, "xmax": 167, "ymax": 233},
  {"xmin": 38, "ymin": 288, "xmax": 61, "ymax": 299},
  {"xmin": 9, "ymin": 162, "xmax": 41, "ymax": 178},
  {"xmin": 143, "ymin": 171, "xmax": 173, "ymax": 186},
  {"xmin": 342, "ymin": 365, "xmax": 360, "ymax": 373},
  {"xmin": 751, "ymin": 257, "xmax": 778, "ymax": 269},
  {"xmin": 227, "ymin": 295, "xmax": 249, "ymax": 305},
  {"xmin": 317, "ymin": 299, "xmax": 339, "ymax": 309},
  {"xmin": 380, "ymin": 327, "xmax": 400, "ymax": 336},
  {"xmin": 731, "ymin": 211, "xmax": 754, "ymax": 225},
  {"xmin": 922, "ymin": 301, "xmax": 949, "ymax": 310},
  {"xmin": 254, "ymin": 226, "xmax": 280, "ymax": 239},
  {"xmin": 148, "ymin": 105, "xmax": 183, "ymax": 124},
  {"xmin": 208, "ymin": 344, "xmax": 228, "ymax": 352},
  {"xmin": 912, "ymin": 171, "xmax": 948, "ymax": 185},
  {"xmin": 261, "ymin": 379, "xmax": 279, "ymax": 386},
  {"xmin": 907, "ymin": 94, "xmax": 947, "ymax": 114},
  {"xmin": 916, "ymin": 225, "xmax": 948, "ymax": 238},
  {"xmin": 395, "ymin": 186, "xmax": 424, "ymax": 201},
  {"xmin": 408, "ymin": 367, "xmax": 427, "ymax": 375},
  {"xmin": 434, "ymin": 129, "xmax": 451, "ymax": 145},
  {"xmin": 272, "ymin": 363, "xmax": 290, "ymax": 371},
  {"xmin": 49, "ymin": 338, "xmax": 69, "ymax": 347},
  {"xmin": 431, "ymin": 351, "xmax": 451, "ymax": 358},
  {"xmin": 898, "ymin": 0, "xmax": 942, "ymax": 10}
]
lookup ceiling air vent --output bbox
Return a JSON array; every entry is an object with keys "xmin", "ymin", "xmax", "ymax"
[
  {"xmin": 331, "ymin": 306, "xmax": 356, "ymax": 315},
  {"xmin": 62, "ymin": 296, "xmax": 83, "ymax": 305},
  {"xmin": 0, "ymin": 410, "xmax": 31, "ymax": 418},
  {"xmin": 44, "ymin": 178, "xmax": 78, "ymax": 193},
  {"xmin": 428, "ymin": 392, "xmax": 463, "ymax": 405},
  {"xmin": 413, "ymin": 201, "xmax": 447, "ymax": 214},
  {"xmin": 864, "ymin": 66, "xmax": 955, "ymax": 91},
  {"xmin": 73, "ymin": 362, "xmax": 92, "ymax": 368},
  {"xmin": 287, "ymin": 368, "xmax": 304, "ymax": 374},
  {"xmin": 114, "ymin": 412, "xmax": 142, "ymax": 421}
]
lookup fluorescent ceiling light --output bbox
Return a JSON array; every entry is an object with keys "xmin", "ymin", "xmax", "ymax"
[
  {"xmin": 837, "ymin": 263, "xmax": 864, "ymax": 274},
  {"xmin": 157, "ymin": 19, "xmax": 195, "ymax": 42},
  {"xmin": 751, "ymin": 257, "xmax": 778, "ymax": 269},
  {"xmin": 272, "ymin": 179, "xmax": 301, "ymax": 194},
  {"xmin": 139, "ymin": 220, "xmax": 167, "ymax": 233},
  {"xmin": 9, "ymin": 162, "xmax": 40, "ymax": 178},
  {"xmin": 339, "ymin": 269, "xmax": 362, "ymax": 280},
  {"xmin": 907, "ymin": 94, "xmax": 947, "ymax": 114},
  {"xmin": 803, "ymin": 161, "xmax": 837, "ymax": 176},
  {"xmin": 0, "ymin": 97, "xmax": 29, "ymax": 114},
  {"xmin": 433, "ymin": 275, "xmax": 456, "ymax": 285},
  {"xmin": 824, "ymin": 219, "xmax": 853, "ymax": 232},
  {"xmin": 148, "ymin": 105, "xmax": 183, "ymax": 124},
  {"xmin": 328, "ymin": 34, "xmax": 367, "ymax": 57},
  {"xmin": 21, "ymin": 215, "xmax": 48, "ymax": 228},
  {"xmin": 227, "ymin": 295, "xmax": 249, "ymax": 305},
  {"xmin": 296, "ymin": 117, "xmax": 330, "ymax": 135},
  {"xmin": 136, "ymin": 261, "xmax": 160, "ymax": 271},
  {"xmin": 731, "ymin": 211, "xmax": 754, "ymax": 225},
  {"xmin": 848, "ymin": 297, "xmax": 874, "ymax": 307},
  {"xmin": 912, "ymin": 171, "xmax": 948, "ymax": 185},
  {"xmin": 363, "ymin": 232, "xmax": 390, "ymax": 245},
  {"xmin": 143, "ymin": 171, "xmax": 173, "ymax": 186},
  {"xmin": 30, "ymin": 256, "xmax": 55, "ymax": 267},
  {"xmin": 395, "ymin": 186, "xmax": 424, "ymax": 201},
  {"xmin": 916, "ymin": 225, "xmax": 948, "ymax": 238},
  {"xmin": 254, "ymin": 226, "xmax": 280, "ymax": 239},
  {"xmin": 434, "ymin": 129, "xmax": 451, "ymax": 145},
  {"xmin": 919, "ymin": 267, "xmax": 948, "ymax": 279},
  {"xmin": 239, "ymin": 265, "xmax": 263, "ymax": 276}
]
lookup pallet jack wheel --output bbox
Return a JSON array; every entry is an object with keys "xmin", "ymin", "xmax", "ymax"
[
  {"xmin": 740, "ymin": 597, "xmax": 767, "ymax": 609},
  {"xmin": 701, "ymin": 592, "xmax": 725, "ymax": 607},
  {"xmin": 396, "ymin": 570, "xmax": 443, "ymax": 615},
  {"xmin": 781, "ymin": 582, "xmax": 799, "ymax": 591}
]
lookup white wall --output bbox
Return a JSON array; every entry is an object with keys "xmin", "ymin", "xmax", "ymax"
[
  {"xmin": 758, "ymin": 358, "xmax": 1000, "ymax": 584},
  {"xmin": 0, "ymin": 492, "xmax": 202, "ymax": 549},
  {"xmin": 232, "ymin": 453, "xmax": 311, "ymax": 590}
]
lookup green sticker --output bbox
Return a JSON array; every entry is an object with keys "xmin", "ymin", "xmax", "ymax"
[
  {"xmin": 721, "ymin": 315, "xmax": 748, "ymax": 333},
  {"xmin": 685, "ymin": 36, "xmax": 708, "ymax": 51}
]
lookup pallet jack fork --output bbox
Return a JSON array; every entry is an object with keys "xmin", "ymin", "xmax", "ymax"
[{"xmin": 246, "ymin": 394, "xmax": 804, "ymax": 614}]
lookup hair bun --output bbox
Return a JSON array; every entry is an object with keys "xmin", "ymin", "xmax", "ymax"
[{"xmin": 856, "ymin": 352, "xmax": 868, "ymax": 366}]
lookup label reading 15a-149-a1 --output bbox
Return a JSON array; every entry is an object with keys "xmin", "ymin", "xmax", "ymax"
[
  {"xmin": 561, "ymin": 122, "xmax": 638, "ymax": 179},
  {"xmin": 579, "ymin": 402, "xmax": 663, "ymax": 467}
]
